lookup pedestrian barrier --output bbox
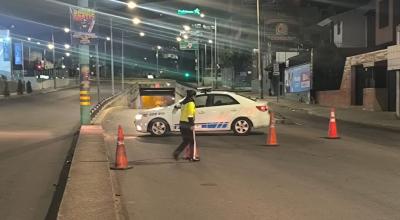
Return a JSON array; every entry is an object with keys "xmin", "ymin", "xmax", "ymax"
[
  {"xmin": 266, "ymin": 112, "xmax": 279, "ymax": 146},
  {"xmin": 327, "ymin": 108, "xmax": 340, "ymax": 139},
  {"xmin": 111, "ymin": 125, "xmax": 132, "ymax": 170}
]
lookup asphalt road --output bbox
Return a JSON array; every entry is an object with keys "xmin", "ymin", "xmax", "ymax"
[
  {"xmin": 104, "ymin": 106, "xmax": 400, "ymax": 220},
  {"xmin": 0, "ymin": 83, "xmax": 119, "ymax": 220}
]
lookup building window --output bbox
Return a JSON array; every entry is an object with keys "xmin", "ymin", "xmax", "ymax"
[
  {"xmin": 379, "ymin": 0, "xmax": 389, "ymax": 28},
  {"xmin": 336, "ymin": 21, "xmax": 342, "ymax": 35}
]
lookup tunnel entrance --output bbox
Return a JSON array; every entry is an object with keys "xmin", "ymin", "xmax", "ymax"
[{"xmin": 139, "ymin": 88, "xmax": 176, "ymax": 109}]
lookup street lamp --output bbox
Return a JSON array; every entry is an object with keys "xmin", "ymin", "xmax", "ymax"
[
  {"xmin": 64, "ymin": 27, "xmax": 70, "ymax": 33},
  {"xmin": 47, "ymin": 43, "xmax": 54, "ymax": 50},
  {"xmin": 106, "ymin": 37, "xmax": 111, "ymax": 41},
  {"xmin": 36, "ymin": 42, "xmax": 41, "ymax": 45},
  {"xmin": 132, "ymin": 17, "xmax": 141, "ymax": 25},
  {"xmin": 176, "ymin": 37, "xmax": 182, "ymax": 42},
  {"xmin": 200, "ymin": 13, "xmax": 218, "ymax": 88},
  {"xmin": 183, "ymin": 25, "xmax": 191, "ymax": 31},
  {"xmin": 65, "ymin": 52, "xmax": 71, "ymax": 57},
  {"xmin": 64, "ymin": 44, "xmax": 70, "ymax": 49},
  {"xmin": 208, "ymin": 39, "xmax": 213, "ymax": 44},
  {"xmin": 183, "ymin": 34, "xmax": 189, "ymax": 40},
  {"xmin": 200, "ymin": 13, "xmax": 205, "ymax": 18},
  {"xmin": 127, "ymin": 1, "xmax": 137, "ymax": 9},
  {"xmin": 139, "ymin": 32, "xmax": 145, "ymax": 37},
  {"xmin": 27, "ymin": 37, "xmax": 31, "ymax": 41},
  {"xmin": 156, "ymin": 46, "xmax": 162, "ymax": 75}
]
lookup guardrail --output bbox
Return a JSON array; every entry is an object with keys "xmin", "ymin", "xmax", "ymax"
[{"xmin": 90, "ymin": 91, "xmax": 124, "ymax": 119}]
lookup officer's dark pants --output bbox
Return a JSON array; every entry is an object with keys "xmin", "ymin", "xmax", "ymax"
[{"xmin": 174, "ymin": 125, "xmax": 194, "ymax": 157}]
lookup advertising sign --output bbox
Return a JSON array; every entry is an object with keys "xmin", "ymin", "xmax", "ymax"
[
  {"xmin": 70, "ymin": 8, "xmax": 96, "ymax": 45},
  {"xmin": 14, "ymin": 43, "xmax": 22, "ymax": 65},
  {"xmin": 0, "ymin": 30, "xmax": 11, "ymax": 79},
  {"xmin": 285, "ymin": 63, "xmax": 312, "ymax": 93}
]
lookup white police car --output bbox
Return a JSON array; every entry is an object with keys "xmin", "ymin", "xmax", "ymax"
[{"xmin": 134, "ymin": 89, "xmax": 270, "ymax": 136}]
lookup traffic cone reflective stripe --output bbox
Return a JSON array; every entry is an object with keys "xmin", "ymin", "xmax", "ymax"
[
  {"xmin": 327, "ymin": 108, "xmax": 340, "ymax": 139},
  {"xmin": 266, "ymin": 112, "xmax": 279, "ymax": 146},
  {"xmin": 111, "ymin": 126, "xmax": 132, "ymax": 170}
]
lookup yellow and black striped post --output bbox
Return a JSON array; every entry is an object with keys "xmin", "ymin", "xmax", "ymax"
[{"xmin": 80, "ymin": 63, "xmax": 91, "ymax": 124}]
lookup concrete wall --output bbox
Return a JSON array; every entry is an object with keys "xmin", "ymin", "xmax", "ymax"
[
  {"xmin": 333, "ymin": 10, "xmax": 367, "ymax": 48},
  {"xmin": 363, "ymin": 88, "xmax": 388, "ymax": 111},
  {"xmin": 316, "ymin": 49, "xmax": 388, "ymax": 109},
  {"xmin": 376, "ymin": 0, "xmax": 395, "ymax": 45}
]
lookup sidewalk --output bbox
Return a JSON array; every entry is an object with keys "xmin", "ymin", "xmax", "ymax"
[{"xmin": 239, "ymin": 92, "xmax": 400, "ymax": 132}]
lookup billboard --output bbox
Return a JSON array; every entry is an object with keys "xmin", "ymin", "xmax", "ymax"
[
  {"xmin": 70, "ymin": 8, "xmax": 96, "ymax": 45},
  {"xmin": 14, "ymin": 42, "xmax": 22, "ymax": 65},
  {"xmin": 285, "ymin": 63, "xmax": 312, "ymax": 93},
  {"xmin": 0, "ymin": 30, "xmax": 11, "ymax": 79}
]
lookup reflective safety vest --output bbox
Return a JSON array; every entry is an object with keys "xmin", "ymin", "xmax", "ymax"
[{"xmin": 180, "ymin": 101, "xmax": 196, "ymax": 123}]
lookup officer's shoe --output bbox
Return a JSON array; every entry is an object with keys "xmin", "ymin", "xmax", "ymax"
[
  {"xmin": 173, "ymin": 152, "xmax": 179, "ymax": 161},
  {"xmin": 190, "ymin": 157, "xmax": 200, "ymax": 162}
]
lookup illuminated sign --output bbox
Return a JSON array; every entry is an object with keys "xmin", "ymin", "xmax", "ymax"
[{"xmin": 177, "ymin": 8, "xmax": 201, "ymax": 16}]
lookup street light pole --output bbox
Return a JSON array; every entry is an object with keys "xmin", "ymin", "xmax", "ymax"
[
  {"xmin": 104, "ymin": 40, "xmax": 107, "ymax": 78},
  {"xmin": 110, "ymin": 18, "xmax": 115, "ymax": 95},
  {"xmin": 52, "ymin": 32, "xmax": 56, "ymax": 89},
  {"xmin": 96, "ymin": 43, "xmax": 100, "ymax": 103},
  {"xmin": 204, "ymin": 43, "xmax": 207, "ymax": 86},
  {"xmin": 256, "ymin": 0, "xmax": 263, "ymax": 99},
  {"xmin": 121, "ymin": 31, "xmax": 125, "ymax": 90},
  {"xmin": 214, "ymin": 18, "xmax": 218, "ymax": 88}
]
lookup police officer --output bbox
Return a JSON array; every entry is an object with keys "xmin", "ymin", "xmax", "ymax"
[{"xmin": 173, "ymin": 90, "xmax": 199, "ymax": 161}]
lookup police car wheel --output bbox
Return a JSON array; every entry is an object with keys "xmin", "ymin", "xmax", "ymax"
[
  {"xmin": 149, "ymin": 119, "xmax": 169, "ymax": 136},
  {"xmin": 232, "ymin": 118, "xmax": 252, "ymax": 136}
]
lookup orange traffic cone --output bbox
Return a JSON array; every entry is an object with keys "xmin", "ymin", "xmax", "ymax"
[
  {"xmin": 266, "ymin": 112, "xmax": 279, "ymax": 146},
  {"xmin": 111, "ymin": 126, "xmax": 133, "ymax": 170},
  {"xmin": 327, "ymin": 108, "xmax": 340, "ymax": 139}
]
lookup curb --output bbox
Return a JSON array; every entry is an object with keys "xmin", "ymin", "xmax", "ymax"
[
  {"xmin": 57, "ymin": 125, "xmax": 119, "ymax": 220},
  {"xmin": 269, "ymin": 102, "xmax": 400, "ymax": 132}
]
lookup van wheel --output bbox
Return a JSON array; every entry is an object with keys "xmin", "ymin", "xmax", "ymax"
[{"xmin": 232, "ymin": 118, "xmax": 252, "ymax": 136}]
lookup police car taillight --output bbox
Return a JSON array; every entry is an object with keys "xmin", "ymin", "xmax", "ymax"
[{"xmin": 256, "ymin": 105, "xmax": 268, "ymax": 112}]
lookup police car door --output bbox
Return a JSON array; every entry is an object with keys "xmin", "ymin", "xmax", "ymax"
[
  {"xmin": 193, "ymin": 94, "xmax": 211, "ymax": 131},
  {"xmin": 207, "ymin": 94, "xmax": 240, "ymax": 130}
]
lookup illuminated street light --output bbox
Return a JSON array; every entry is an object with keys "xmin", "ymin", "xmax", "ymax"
[
  {"xmin": 64, "ymin": 27, "xmax": 70, "ymax": 33},
  {"xmin": 183, "ymin": 25, "xmax": 191, "ymax": 31},
  {"xmin": 36, "ymin": 42, "xmax": 41, "ymax": 45},
  {"xmin": 139, "ymin": 32, "xmax": 145, "ymax": 37},
  {"xmin": 27, "ymin": 37, "xmax": 31, "ymax": 41},
  {"xmin": 47, "ymin": 43, "xmax": 54, "ymax": 50},
  {"xmin": 183, "ymin": 34, "xmax": 189, "ymax": 40},
  {"xmin": 127, "ymin": 1, "xmax": 137, "ymax": 9},
  {"xmin": 65, "ymin": 52, "xmax": 71, "ymax": 57},
  {"xmin": 157, "ymin": 45, "xmax": 162, "ymax": 50},
  {"xmin": 176, "ymin": 37, "xmax": 182, "ymax": 42},
  {"xmin": 106, "ymin": 37, "xmax": 111, "ymax": 41},
  {"xmin": 208, "ymin": 39, "xmax": 213, "ymax": 44},
  {"xmin": 132, "ymin": 17, "xmax": 141, "ymax": 25},
  {"xmin": 61, "ymin": 64, "xmax": 66, "ymax": 69},
  {"xmin": 64, "ymin": 44, "xmax": 70, "ymax": 49},
  {"xmin": 200, "ymin": 13, "xmax": 205, "ymax": 18}
]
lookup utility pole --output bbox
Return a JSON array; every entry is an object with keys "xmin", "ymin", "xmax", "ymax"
[
  {"xmin": 396, "ymin": 25, "xmax": 400, "ymax": 119},
  {"xmin": 78, "ymin": 0, "xmax": 91, "ymax": 125},
  {"xmin": 257, "ymin": 0, "xmax": 263, "ymax": 99}
]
